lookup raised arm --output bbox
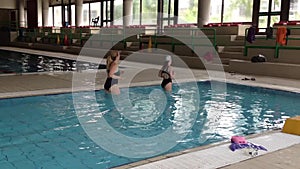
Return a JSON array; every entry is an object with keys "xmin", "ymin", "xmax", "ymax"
[
  {"xmin": 169, "ymin": 66, "xmax": 175, "ymax": 78},
  {"xmin": 108, "ymin": 63, "xmax": 121, "ymax": 79}
]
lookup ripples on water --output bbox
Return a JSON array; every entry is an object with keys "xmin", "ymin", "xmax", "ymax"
[
  {"xmin": 0, "ymin": 50, "xmax": 104, "ymax": 74},
  {"xmin": 91, "ymin": 82, "xmax": 298, "ymax": 150},
  {"xmin": 0, "ymin": 81, "xmax": 299, "ymax": 168}
]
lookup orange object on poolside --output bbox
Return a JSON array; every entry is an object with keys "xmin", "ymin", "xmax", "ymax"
[
  {"xmin": 276, "ymin": 26, "xmax": 287, "ymax": 45},
  {"xmin": 282, "ymin": 116, "xmax": 300, "ymax": 136}
]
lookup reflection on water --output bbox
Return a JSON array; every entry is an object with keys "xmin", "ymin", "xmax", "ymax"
[
  {"xmin": 92, "ymin": 82, "xmax": 298, "ymax": 145},
  {"xmin": 0, "ymin": 50, "xmax": 105, "ymax": 74},
  {"xmin": 94, "ymin": 85, "xmax": 199, "ymax": 139},
  {"xmin": 91, "ymin": 82, "xmax": 299, "ymax": 152},
  {"xmin": 200, "ymin": 82, "xmax": 293, "ymax": 142}
]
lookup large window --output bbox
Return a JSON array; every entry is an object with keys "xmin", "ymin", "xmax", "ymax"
[
  {"xmin": 82, "ymin": 3, "xmax": 89, "ymax": 26},
  {"xmin": 64, "ymin": 6, "xmax": 69, "ymax": 26},
  {"xmin": 289, "ymin": 0, "xmax": 300, "ymax": 21},
  {"xmin": 209, "ymin": 0, "xmax": 222, "ymax": 23},
  {"xmin": 257, "ymin": 0, "xmax": 281, "ymax": 29},
  {"xmin": 142, "ymin": 0, "xmax": 157, "ymax": 25},
  {"xmin": 48, "ymin": 7, "xmax": 53, "ymax": 26},
  {"xmin": 114, "ymin": 0, "xmax": 123, "ymax": 25},
  {"xmin": 132, "ymin": 0, "xmax": 141, "ymax": 25},
  {"xmin": 90, "ymin": 2, "xmax": 101, "ymax": 19},
  {"xmin": 209, "ymin": 0, "xmax": 253, "ymax": 23},
  {"xmin": 260, "ymin": 0, "xmax": 269, "ymax": 12},
  {"xmin": 223, "ymin": 0, "xmax": 253, "ymax": 22},
  {"xmin": 162, "ymin": 0, "xmax": 175, "ymax": 25},
  {"xmin": 90, "ymin": 2, "xmax": 101, "ymax": 26},
  {"xmin": 53, "ymin": 6, "xmax": 62, "ymax": 27},
  {"xmin": 71, "ymin": 5, "xmax": 75, "ymax": 26},
  {"xmin": 271, "ymin": 0, "xmax": 281, "ymax": 12},
  {"xmin": 178, "ymin": 0, "xmax": 198, "ymax": 23}
]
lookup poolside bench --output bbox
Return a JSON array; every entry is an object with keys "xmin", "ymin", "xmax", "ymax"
[{"xmin": 244, "ymin": 27, "xmax": 300, "ymax": 58}]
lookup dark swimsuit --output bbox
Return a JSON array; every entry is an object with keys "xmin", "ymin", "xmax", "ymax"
[
  {"xmin": 161, "ymin": 70, "xmax": 172, "ymax": 89},
  {"xmin": 104, "ymin": 70, "xmax": 120, "ymax": 91}
]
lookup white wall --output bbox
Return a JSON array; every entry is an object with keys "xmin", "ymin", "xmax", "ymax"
[{"xmin": 0, "ymin": 0, "xmax": 17, "ymax": 9}]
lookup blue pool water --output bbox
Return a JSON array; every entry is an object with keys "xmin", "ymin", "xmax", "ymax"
[
  {"xmin": 0, "ymin": 50, "xmax": 105, "ymax": 74},
  {"xmin": 0, "ymin": 81, "xmax": 300, "ymax": 168}
]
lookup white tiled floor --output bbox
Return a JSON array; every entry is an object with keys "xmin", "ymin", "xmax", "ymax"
[{"xmin": 132, "ymin": 133, "xmax": 300, "ymax": 169}]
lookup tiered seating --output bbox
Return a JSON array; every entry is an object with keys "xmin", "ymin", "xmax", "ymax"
[
  {"xmin": 14, "ymin": 24, "xmax": 217, "ymax": 56},
  {"xmin": 244, "ymin": 24, "xmax": 300, "ymax": 63},
  {"xmin": 89, "ymin": 25, "xmax": 124, "ymax": 49},
  {"xmin": 229, "ymin": 23, "xmax": 300, "ymax": 79},
  {"xmin": 136, "ymin": 26, "xmax": 216, "ymax": 56}
]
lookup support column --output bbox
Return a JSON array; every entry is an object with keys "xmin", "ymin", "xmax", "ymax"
[
  {"xmin": 123, "ymin": 0, "xmax": 133, "ymax": 27},
  {"xmin": 174, "ymin": 0, "xmax": 178, "ymax": 25},
  {"xmin": 42, "ymin": 0, "xmax": 49, "ymax": 27},
  {"xmin": 197, "ymin": 0, "xmax": 211, "ymax": 27},
  {"xmin": 76, "ymin": 0, "xmax": 83, "ymax": 27},
  {"xmin": 27, "ymin": 0, "xmax": 38, "ymax": 28},
  {"xmin": 18, "ymin": 0, "xmax": 25, "ymax": 27},
  {"xmin": 280, "ymin": 0, "xmax": 290, "ymax": 22},
  {"xmin": 252, "ymin": 0, "xmax": 260, "ymax": 27},
  {"xmin": 157, "ymin": 0, "xmax": 163, "ymax": 34}
]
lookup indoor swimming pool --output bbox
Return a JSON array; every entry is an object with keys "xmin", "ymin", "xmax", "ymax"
[{"xmin": 0, "ymin": 81, "xmax": 299, "ymax": 168}]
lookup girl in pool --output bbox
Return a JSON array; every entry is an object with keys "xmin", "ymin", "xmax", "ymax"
[
  {"xmin": 104, "ymin": 50, "xmax": 122, "ymax": 95},
  {"xmin": 159, "ymin": 55, "xmax": 174, "ymax": 92}
]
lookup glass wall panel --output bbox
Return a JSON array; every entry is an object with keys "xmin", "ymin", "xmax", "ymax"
[
  {"xmin": 54, "ymin": 6, "xmax": 62, "ymax": 27},
  {"xmin": 82, "ymin": 3, "xmax": 89, "ymax": 26},
  {"xmin": 132, "ymin": 0, "xmax": 140, "ymax": 25},
  {"xmin": 103, "ymin": 1, "xmax": 107, "ymax": 21},
  {"xmin": 258, "ymin": 15, "xmax": 280, "ymax": 30},
  {"xmin": 142, "ymin": 0, "xmax": 157, "ymax": 25},
  {"xmin": 90, "ymin": 2, "xmax": 101, "ymax": 20},
  {"xmin": 64, "ymin": 6, "xmax": 68, "ymax": 25},
  {"xmin": 209, "ymin": 0, "xmax": 222, "ymax": 23},
  {"xmin": 260, "ymin": 0, "xmax": 269, "ymax": 12},
  {"xmin": 289, "ymin": 0, "xmax": 300, "ymax": 21},
  {"xmin": 71, "ymin": 5, "xmax": 75, "ymax": 26},
  {"xmin": 114, "ymin": 0, "xmax": 123, "ymax": 25},
  {"xmin": 48, "ymin": 7, "xmax": 53, "ymax": 26},
  {"xmin": 270, "ymin": 15, "xmax": 280, "ymax": 26},
  {"xmin": 178, "ymin": 0, "xmax": 197, "ymax": 23},
  {"xmin": 209, "ymin": 0, "xmax": 253, "ymax": 23},
  {"xmin": 271, "ymin": 0, "xmax": 281, "ymax": 12},
  {"xmin": 107, "ymin": 1, "xmax": 111, "ymax": 21},
  {"xmin": 163, "ymin": 0, "xmax": 174, "ymax": 17},
  {"xmin": 223, "ymin": 0, "xmax": 253, "ymax": 22},
  {"xmin": 258, "ymin": 16, "xmax": 268, "ymax": 30}
]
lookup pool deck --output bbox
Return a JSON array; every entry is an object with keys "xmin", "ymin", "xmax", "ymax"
[{"xmin": 0, "ymin": 46, "xmax": 300, "ymax": 169}]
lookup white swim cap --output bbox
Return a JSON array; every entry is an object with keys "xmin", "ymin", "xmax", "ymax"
[{"xmin": 165, "ymin": 55, "xmax": 172, "ymax": 62}]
